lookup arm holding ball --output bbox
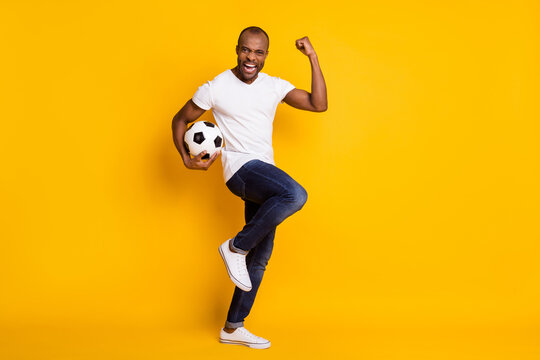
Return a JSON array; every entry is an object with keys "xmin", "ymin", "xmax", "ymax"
[{"xmin": 172, "ymin": 99, "xmax": 220, "ymax": 170}]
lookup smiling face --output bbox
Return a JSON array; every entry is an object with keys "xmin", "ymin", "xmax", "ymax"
[{"xmin": 234, "ymin": 31, "xmax": 269, "ymax": 84}]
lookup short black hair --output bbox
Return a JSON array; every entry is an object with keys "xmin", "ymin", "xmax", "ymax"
[{"xmin": 237, "ymin": 26, "xmax": 270, "ymax": 50}]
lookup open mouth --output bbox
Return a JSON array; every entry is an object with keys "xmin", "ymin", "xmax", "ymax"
[{"xmin": 243, "ymin": 63, "xmax": 257, "ymax": 74}]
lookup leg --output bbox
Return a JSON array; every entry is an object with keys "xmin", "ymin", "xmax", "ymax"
[
  {"xmin": 226, "ymin": 160, "xmax": 307, "ymax": 253},
  {"xmin": 225, "ymin": 200, "xmax": 276, "ymax": 329}
]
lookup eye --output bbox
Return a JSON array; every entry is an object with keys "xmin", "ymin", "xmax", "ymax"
[
  {"xmin": 255, "ymin": 51, "xmax": 265, "ymax": 56},
  {"xmin": 241, "ymin": 47, "xmax": 250, "ymax": 54}
]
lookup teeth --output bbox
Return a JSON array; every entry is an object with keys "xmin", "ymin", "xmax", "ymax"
[{"xmin": 245, "ymin": 64, "xmax": 256, "ymax": 68}]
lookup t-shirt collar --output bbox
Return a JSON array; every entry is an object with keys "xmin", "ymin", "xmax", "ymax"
[{"xmin": 229, "ymin": 68, "xmax": 262, "ymax": 86}]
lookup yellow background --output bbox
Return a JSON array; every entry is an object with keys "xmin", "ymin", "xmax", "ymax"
[{"xmin": 1, "ymin": 0, "xmax": 539, "ymax": 358}]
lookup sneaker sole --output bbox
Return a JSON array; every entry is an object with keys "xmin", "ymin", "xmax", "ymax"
[
  {"xmin": 219, "ymin": 243, "xmax": 252, "ymax": 292},
  {"xmin": 219, "ymin": 338, "xmax": 271, "ymax": 349}
]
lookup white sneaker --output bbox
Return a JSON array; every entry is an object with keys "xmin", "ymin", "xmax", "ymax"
[
  {"xmin": 218, "ymin": 239, "xmax": 252, "ymax": 292},
  {"xmin": 219, "ymin": 327, "xmax": 271, "ymax": 349}
]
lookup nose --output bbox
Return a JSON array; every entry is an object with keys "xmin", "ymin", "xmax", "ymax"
[{"xmin": 247, "ymin": 51, "xmax": 256, "ymax": 62}]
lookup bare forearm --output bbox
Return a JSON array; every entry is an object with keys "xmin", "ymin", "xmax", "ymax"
[
  {"xmin": 171, "ymin": 100, "xmax": 217, "ymax": 170},
  {"xmin": 172, "ymin": 115, "xmax": 191, "ymax": 164},
  {"xmin": 308, "ymin": 54, "xmax": 327, "ymax": 112}
]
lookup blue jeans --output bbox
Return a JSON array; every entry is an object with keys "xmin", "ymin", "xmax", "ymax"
[{"xmin": 224, "ymin": 160, "xmax": 308, "ymax": 328}]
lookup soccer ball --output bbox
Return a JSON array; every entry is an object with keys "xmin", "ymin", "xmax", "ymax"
[{"xmin": 184, "ymin": 121, "xmax": 224, "ymax": 160}]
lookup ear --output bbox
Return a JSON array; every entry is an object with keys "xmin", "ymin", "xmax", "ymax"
[{"xmin": 235, "ymin": 45, "xmax": 239, "ymax": 55}]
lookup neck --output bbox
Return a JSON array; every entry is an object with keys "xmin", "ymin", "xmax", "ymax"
[{"xmin": 231, "ymin": 66, "xmax": 257, "ymax": 84}]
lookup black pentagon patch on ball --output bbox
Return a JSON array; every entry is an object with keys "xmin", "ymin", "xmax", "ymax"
[
  {"xmin": 201, "ymin": 153, "xmax": 210, "ymax": 160},
  {"xmin": 204, "ymin": 121, "xmax": 215, "ymax": 127},
  {"xmin": 193, "ymin": 132, "xmax": 205, "ymax": 144},
  {"xmin": 214, "ymin": 136, "xmax": 222, "ymax": 148}
]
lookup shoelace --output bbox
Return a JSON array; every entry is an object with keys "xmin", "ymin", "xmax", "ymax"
[
  {"xmin": 238, "ymin": 328, "xmax": 258, "ymax": 340},
  {"xmin": 235, "ymin": 254, "xmax": 248, "ymax": 275}
]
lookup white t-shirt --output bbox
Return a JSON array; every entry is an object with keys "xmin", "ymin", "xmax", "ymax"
[{"xmin": 192, "ymin": 69, "xmax": 295, "ymax": 182}]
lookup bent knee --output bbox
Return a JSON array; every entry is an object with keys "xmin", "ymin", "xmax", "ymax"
[{"xmin": 291, "ymin": 184, "xmax": 308, "ymax": 210}]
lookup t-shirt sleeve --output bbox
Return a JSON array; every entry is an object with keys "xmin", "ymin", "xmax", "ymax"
[
  {"xmin": 192, "ymin": 82, "xmax": 213, "ymax": 110},
  {"xmin": 277, "ymin": 78, "xmax": 295, "ymax": 102}
]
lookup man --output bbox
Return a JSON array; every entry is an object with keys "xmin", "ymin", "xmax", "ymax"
[{"xmin": 172, "ymin": 26, "xmax": 327, "ymax": 349}]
